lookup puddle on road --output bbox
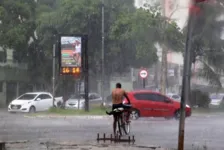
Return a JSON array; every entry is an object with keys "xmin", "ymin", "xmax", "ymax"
[{"xmin": 4, "ymin": 140, "xmax": 167, "ymax": 150}]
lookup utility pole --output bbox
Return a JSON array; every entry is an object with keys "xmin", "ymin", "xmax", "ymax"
[
  {"xmin": 177, "ymin": 0, "xmax": 206, "ymax": 149},
  {"xmin": 177, "ymin": 13, "xmax": 194, "ymax": 150},
  {"xmin": 101, "ymin": 0, "xmax": 105, "ymax": 104},
  {"xmin": 160, "ymin": 0, "xmax": 167, "ymax": 95},
  {"xmin": 52, "ymin": 44, "xmax": 56, "ymax": 107}
]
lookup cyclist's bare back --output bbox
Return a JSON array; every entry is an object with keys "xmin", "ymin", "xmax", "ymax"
[{"xmin": 112, "ymin": 88, "xmax": 126, "ymax": 105}]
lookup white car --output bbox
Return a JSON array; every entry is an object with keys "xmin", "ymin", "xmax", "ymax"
[
  {"xmin": 167, "ymin": 93, "xmax": 181, "ymax": 101},
  {"xmin": 65, "ymin": 93, "xmax": 102, "ymax": 109},
  {"xmin": 8, "ymin": 92, "xmax": 58, "ymax": 113},
  {"xmin": 209, "ymin": 93, "xmax": 224, "ymax": 106}
]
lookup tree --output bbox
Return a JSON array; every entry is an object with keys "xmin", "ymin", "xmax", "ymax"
[
  {"xmin": 189, "ymin": 0, "xmax": 224, "ymax": 88},
  {"xmin": 108, "ymin": 5, "xmax": 184, "ymax": 71},
  {"xmin": 0, "ymin": 0, "xmax": 36, "ymax": 62},
  {"xmin": 0, "ymin": 0, "xmax": 185, "ymax": 94}
]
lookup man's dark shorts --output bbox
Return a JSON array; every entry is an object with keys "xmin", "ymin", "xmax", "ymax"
[
  {"xmin": 112, "ymin": 103, "xmax": 131, "ymax": 110},
  {"xmin": 112, "ymin": 103, "xmax": 131, "ymax": 118},
  {"xmin": 112, "ymin": 103, "xmax": 123, "ymax": 110}
]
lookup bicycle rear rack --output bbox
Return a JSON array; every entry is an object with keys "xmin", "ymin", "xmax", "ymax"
[{"xmin": 96, "ymin": 133, "xmax": 135, "ymax": 143}]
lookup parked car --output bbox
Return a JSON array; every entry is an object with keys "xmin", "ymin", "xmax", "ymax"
[
  {"xmin": 123, "ymin": 90, "xmax": 191, "ymax": 120},
  {"xmin": 65, "ymin": 92, "xmax": 102, "ymax": 109},
  {"xmin": 8, "ymin": 92, "xmax": 63, "ymax": 113},
  {"xmin": 209, "ymin": 93, "xmax": 224, "ymax": 107},
  {"xmin": 103, "ymin": 95, "xmax": 112, "ymax": 108},
  {"xmin": 167, "ymin": 93, "xmax": 181, "ymax": 101}
]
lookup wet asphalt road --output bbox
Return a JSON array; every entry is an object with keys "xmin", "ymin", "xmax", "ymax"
[{"xmin": 0, "ymin": 111, "xmax": 224, "ymax": 150}]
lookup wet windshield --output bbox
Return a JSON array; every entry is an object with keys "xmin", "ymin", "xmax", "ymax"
[{"xmin": 17, "ymin": 94, "xmax": 37, "ymax": 100}]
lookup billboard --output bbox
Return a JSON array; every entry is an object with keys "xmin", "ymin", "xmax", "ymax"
[{"xmin": 60, "ymin": 36, "xmax": 82, "ymax": 67}]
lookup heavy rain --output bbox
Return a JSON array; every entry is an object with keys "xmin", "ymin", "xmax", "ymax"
[{"xmin": 0, "ymin": 0, "xmax": 224, "ymax": 149}]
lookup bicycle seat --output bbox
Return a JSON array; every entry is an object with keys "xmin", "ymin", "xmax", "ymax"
[
  {"xmin": 113, "ymin": 107, "xmax": 124, "ymax": 112},
  {"xmin": 123, "ymin": 104, "xmax": 132, "ymax": 107}
]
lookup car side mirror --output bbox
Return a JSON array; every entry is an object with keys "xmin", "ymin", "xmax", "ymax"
[{"xmin": 36, "ymin": 98, "xmax": 41, "ymax": 101}]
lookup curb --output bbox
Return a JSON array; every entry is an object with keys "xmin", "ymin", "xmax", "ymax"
[{"xmin": 24, "ymin": 115, "xmax": 110, "ymax": 119}]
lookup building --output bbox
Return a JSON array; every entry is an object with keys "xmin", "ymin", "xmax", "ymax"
[{"xmin": 0, "ymin": 47, "xmax": 31, "ymax": 106}]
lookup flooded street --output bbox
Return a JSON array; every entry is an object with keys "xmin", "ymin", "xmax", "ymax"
[{"xmin": 0, "ymin": 111, "xmax": 224, "ymax": 150}]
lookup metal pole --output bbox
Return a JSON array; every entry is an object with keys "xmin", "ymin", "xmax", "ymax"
[
  {"xmin": 101, "ymin": 0, "xmax": 105, "ymax": 104},
  {"xmin": 78, "ymin": 79, "xmax": 81, "ymax": 109},
  {"xmin": 160, "ymin": 0, "xmax": 167, "ymax": 95},
  {"xmin": 143, "ymin": 79, "xmax": 145, "ymax": 89},
  {"xmin": 177, "ymin": 6, "xmax": 195, "ymax": 150},
  {"xmin": 84, "ymin": 35, "xmax": 89, "ymax": 111},
  {"xmin": 52, "ymin": 44, "xmax": 56, "ymax": 107}
]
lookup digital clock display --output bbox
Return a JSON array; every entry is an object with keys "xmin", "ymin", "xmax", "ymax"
[{"xmin": 60, "ymin": 67, "xmax": 81, "ymax": 74}]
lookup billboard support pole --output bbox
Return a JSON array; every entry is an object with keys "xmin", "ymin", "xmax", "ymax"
[
  {"xmin": 52, "ymin": 44, "xmax": 56, "ymax": 107},
  {"xmin": 84, "ymin": 35, "xmax": 89, "ymax": 112}
]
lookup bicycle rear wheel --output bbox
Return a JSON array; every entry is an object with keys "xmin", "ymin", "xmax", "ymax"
[{"xmin": 121, "ymin": 112, "xmax": 130, "ymax": 135}]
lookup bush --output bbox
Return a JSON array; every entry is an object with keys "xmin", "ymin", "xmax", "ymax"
[{"xmin": 190, "ymin": 89, "xmax": 211, "ymax": 108}]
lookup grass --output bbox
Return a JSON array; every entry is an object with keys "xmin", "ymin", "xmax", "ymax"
[
  {"xmin": 29, "ymin": 106, "xmax": 109, "ymax": 116},
  {"xmin": 192, "ymin": 107, "xmax": 224, "ymax": 114}
]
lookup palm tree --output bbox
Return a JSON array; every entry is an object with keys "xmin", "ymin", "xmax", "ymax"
[{"xmin": 190, "ymin": 1, "xmax": 224, "ymax": 89}]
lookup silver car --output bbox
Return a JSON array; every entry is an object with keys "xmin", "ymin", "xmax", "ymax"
[
  {"xmin": 65, "ymin": 93, "xmax": 102, "ymax": 109},
  {"xmin": 167, "ymin": 93, "xmax": 181, "ymax": 101}
]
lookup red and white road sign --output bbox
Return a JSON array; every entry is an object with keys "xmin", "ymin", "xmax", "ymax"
[{"xmin": 139, "ymin": 69, "xmax": 148, "ymax": 79}]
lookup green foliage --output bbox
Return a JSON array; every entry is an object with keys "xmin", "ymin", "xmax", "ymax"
[
  {"xmin": 190, "ymin": 89, "xmax": 211, "ymax": 108},
  {"xmin": 188, "ymin": 1, "xmax": 224, "ymax": 88},
  {"xmin": 0, "ymin": 0, "xmax": 184, "ymax": 91}
]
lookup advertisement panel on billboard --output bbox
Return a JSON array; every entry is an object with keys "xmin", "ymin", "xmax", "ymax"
[{"xmin": 60, "ymin": 36, "xmax": 82, "ymax": 67}]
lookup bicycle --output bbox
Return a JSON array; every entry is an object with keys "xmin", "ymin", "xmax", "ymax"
[{"xmin": 106, "ymin": 104, "xmax": 131, "ymax": 136}]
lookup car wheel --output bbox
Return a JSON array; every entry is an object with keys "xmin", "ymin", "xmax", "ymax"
[
  {"xmin": 174, "ymin": 109, "xmax": 180, "ymax": 120},
  {"xmin": 130, "ymin": 109, "xmax": 140, "ymax": 120},
  {"xmin": 29, "ymin": 106, "xmax": 36, "ymax": 113}
]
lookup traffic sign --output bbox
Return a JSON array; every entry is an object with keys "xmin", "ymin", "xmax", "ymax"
[{"xmin": 139, "ymin": 69, "xmax": 148, "ymax": 79}]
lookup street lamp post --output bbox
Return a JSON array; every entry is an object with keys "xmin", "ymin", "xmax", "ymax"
[
  {"xmin": 101, "ymin": 0, "xmax": 105, "ymax": 104},
  {"xmin": 52, "ymin": 44, "xmax": 56, "ymax": 107}
]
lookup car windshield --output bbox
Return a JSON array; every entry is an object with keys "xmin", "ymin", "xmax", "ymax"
[
  {"xmin": 210, "ymin": 94, "xmax": 223, "ymax": 99},
  {"xmin": 17, "ymin": 94, "xmax": 37, "ymax": 100},
  {"xmin": 172, "ymin": 95, "xmax": 180, "ymax": 99},
  {"xmin": 69, "ymin": 94, "xmax": 85, "ymax": 99}
]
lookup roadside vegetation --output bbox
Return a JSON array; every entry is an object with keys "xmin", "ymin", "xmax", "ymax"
[{"xmin": 29, "ymin": 106, "xmax": 108, "ymax": 116}]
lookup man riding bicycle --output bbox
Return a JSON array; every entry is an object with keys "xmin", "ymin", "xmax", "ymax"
[{"xmin": 106, "ymin": 82, "xmax": 131, "ymax": 135}]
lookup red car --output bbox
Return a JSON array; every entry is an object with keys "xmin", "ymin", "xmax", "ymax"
[{"xmin": 123, "ymin": 90, "xmax": 191, "ymax": 120}]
